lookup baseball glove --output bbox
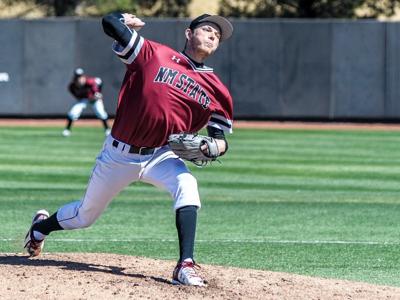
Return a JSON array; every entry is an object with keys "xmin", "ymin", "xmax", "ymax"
[{"xmin": 168, "ymin": 133, "xmax": 219, "ymax": 167}]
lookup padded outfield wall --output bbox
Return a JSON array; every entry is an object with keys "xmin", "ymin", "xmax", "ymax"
[{"xmin": 0, "ymin": 18, "xmax": 399, "ymax": 120}]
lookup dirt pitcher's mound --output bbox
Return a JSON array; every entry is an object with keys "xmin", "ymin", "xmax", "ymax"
[{"xmin": 0, "ymin": 253, "xmax": 399, "ymax": 299}]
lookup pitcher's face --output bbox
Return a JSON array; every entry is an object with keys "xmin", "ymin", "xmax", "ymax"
[{"xmin": 186, "ymin": 22, "xmax": 221, "ymax": 57}]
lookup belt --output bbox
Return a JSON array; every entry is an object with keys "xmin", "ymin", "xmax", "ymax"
[{"xmin": 112, "ymin": 140, "xmax": 155, "ymax": 155}]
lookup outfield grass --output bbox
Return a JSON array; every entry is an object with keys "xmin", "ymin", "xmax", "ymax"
[{"xmin": 1, "ymin": 125, "xmax": 400, "ymax": 287}]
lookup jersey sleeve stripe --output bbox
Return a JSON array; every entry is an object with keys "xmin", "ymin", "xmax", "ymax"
[
  {"xmin": 112, "ymin": 29, "xmax": 137, "ymax": 56},
  {"xmin": 118, "ymin": 34, "xmax": 141, "ymax": 60},
  {"xmin": 208, "ymin": 115, "xmax": 233, "ymax": 133},
  {"xmin": 112, "ymin": 34, "xmax": 144, "ymax": 65},
  {"xmin": 121, "ymin": 37, "xmax": 144, "ymax": 65}
]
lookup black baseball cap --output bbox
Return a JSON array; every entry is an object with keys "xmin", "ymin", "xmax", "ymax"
[{"xmin": 189, "ymin": 14, "xmax": 233, "ymax": 41}]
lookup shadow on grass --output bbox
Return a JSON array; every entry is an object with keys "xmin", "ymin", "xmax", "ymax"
[{"xmin": 0, "ymin": 254, "xmax": 171, "ymax": 285}]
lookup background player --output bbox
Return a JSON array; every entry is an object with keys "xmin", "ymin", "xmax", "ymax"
[
  {"xmin": 62, "ymin": 68, "xmax": 111, "ymax": 137},
  {"xmin": 24, "ymin": 13, "xmax": 233, "ymax": 286}
]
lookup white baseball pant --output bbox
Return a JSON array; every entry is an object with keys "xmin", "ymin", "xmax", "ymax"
[
  {"xmin": 56, "ymin": 135, "xmax": 201, "ymax": 229},
  {"xmin": 67, "ymin": 99, "xmax": 108, "ymax": 121}
]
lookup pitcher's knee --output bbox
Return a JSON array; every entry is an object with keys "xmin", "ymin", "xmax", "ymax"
[
  {"xmin": 59, "ymin": 215, "xmax": 96, "ymax": 229},
  {"xmin": 173, "ymin": 174, "xmax": 201, "ymax": 211},
  {"xmin": 57, "ymin": 207, "xmax": 99, "ymax": 229}
]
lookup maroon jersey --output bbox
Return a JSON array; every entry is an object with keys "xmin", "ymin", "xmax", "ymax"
[
  {"xmin": 68, "ymin": 76, "xmax": 102, "ymax": 101},
  {"xmin": 110, "ymin": 32, "xmax": 233, "ymax": 148}
]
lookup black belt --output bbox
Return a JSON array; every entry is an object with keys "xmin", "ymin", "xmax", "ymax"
[{"xmin": 112, "ymin": 140, "xmax": 155, "ymax": 155}]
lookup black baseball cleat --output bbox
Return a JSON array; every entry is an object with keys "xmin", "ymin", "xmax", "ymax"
[{"xmin": 23, "ymin": 209, "xmax": 49, "ymax": 257}]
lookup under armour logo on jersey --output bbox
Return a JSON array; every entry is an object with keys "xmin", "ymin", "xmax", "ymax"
[{"xmin": 171, "ymin": 55, "xmax": 181, "ymax": 63}]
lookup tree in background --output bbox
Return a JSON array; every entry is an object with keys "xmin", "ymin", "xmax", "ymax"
[
  {"xmin": 89, "ymin": 0, "xmax": 191, "ymax": 17},
  {"xmin": 137, "ymin": 0, "xmax": 191, "ymax": 17},
  {"xmin": 1, "ymin": 0, "xmax": 191, "ymax": 17},
  {"xmin": 218, "ymin": 0, "xmax": 400, "ymax": 18},
  {"xmin": 2, "ymin": 0, "xmax": 80, "ymax": 16}
]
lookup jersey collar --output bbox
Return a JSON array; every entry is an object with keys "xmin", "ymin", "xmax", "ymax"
[{"xmin": 181, "ymin": 52, "xmax": 213, "ymax": 72}]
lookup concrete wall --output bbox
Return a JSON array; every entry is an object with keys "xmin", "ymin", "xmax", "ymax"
[{"xmin": 0, "ymin": 18, "xmax": 399, "ymax": 120}]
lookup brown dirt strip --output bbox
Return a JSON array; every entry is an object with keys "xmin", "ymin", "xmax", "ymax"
[
  {"xmin": 1, "ymin": 118, "xmax": 400, "ymax": 131},
  {"xmin": 1, "ymin": 253, "xmax": 399, "ymax": 300}
]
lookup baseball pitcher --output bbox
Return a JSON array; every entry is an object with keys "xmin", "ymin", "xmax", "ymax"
[{"xmin": 24, "ymin": 12, "xmax": 233, "ymax": 286}]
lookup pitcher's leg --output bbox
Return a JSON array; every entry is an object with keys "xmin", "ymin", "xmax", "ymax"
[
  {"xmin": 30, "ymin": 143, "xmax": 141, "ymax": 239},
  {"xmin": 57, "ymin": 150, "xmax": 139, "ymax": 229},
  {"xmin": 142, "ymin": 156, "xmax": 201, "ymax": 210},
  {"xmin": 142, "ymin": 155, "xmax": 200, "ymax": 262},
  {"xmin": 142, "ymin": 156, "xmax": 204, "ymax": 285},
  {"xmin": 176, "ymin": 205, "xmax": 198, "ymax": 261}
]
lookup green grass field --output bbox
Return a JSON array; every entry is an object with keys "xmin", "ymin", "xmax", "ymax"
[{"xmin": 1, "ymin": 125, "xmax": 400, "ymax": 287}]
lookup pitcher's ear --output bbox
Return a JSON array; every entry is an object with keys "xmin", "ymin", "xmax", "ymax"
[{"xmin": 185, "ymin": 28, "xmax": 193, "ymax": 40}]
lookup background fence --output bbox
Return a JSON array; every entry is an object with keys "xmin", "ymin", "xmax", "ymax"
[{"xmin": 1, "ymin": 18, "xmax": 400, "ymax": 120}]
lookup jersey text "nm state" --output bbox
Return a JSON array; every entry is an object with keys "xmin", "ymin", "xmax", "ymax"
[{"xmin": 153, "ymin": 67, "xmax": 211, "ymax": 109}]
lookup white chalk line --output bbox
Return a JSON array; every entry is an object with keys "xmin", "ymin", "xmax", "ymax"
[{"xmin": 1, "ymin": 238, "xmax": 399, "ymax": 245}]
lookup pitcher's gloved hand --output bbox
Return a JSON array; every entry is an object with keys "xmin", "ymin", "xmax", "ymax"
[{"xmin": 168, "ymin": 133, "xmax": 220, "ymax": 167}]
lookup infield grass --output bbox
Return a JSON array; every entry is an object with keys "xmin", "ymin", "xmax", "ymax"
[{"xmin": 1, "ymin": 125, "xmax": 400, "ymax": 287}]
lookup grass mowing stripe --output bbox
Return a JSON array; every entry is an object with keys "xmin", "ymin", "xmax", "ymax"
[
  {"xmin": 2, "ymin": 178, "xmax": 398, "ymax": 193},
  {"xmin": 3, "ymin": 238, "xmax": 400, "ymax": 245},
  {"xmin": 225, "ymin": 155, "xmax": 400, "ymax": 166},
  {"xmin": 4, "ymin": 163, "xmax": 400, "ymax": 183},
  {"xmin": 4, "ymin": 167, "xmax": 400, "ymax": 188},
  {"xmin": 203, "ymin": 168, "xmax": 400, "ymax": 182}
]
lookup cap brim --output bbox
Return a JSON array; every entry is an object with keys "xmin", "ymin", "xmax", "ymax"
[{"xmin": 200, "ymin": 15, "xmax": 233, "ymax": 42}]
